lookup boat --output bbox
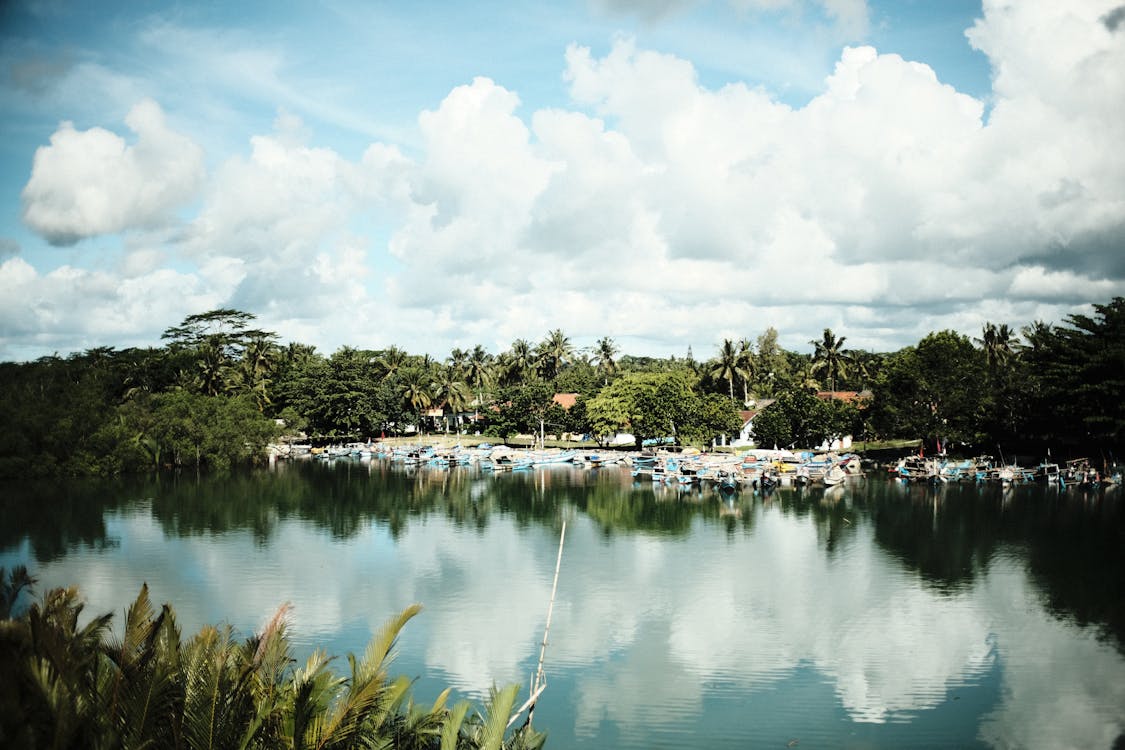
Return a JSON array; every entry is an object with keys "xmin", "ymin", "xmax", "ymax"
[
  {"xmin": 530, "ymin": 449, "xmax": 577, "ymax": 466},
  {"xmin": 716, "ymin": 471, "xmax": 739, "ymax": 493},
  {"xmin": 822, "ymin": 465, "xmax": 847, "ymax": 486}
]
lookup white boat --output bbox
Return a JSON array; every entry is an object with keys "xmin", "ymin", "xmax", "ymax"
[{"xmin": 822, "ymin": 465, "xmax": 848, "ymax": 486}]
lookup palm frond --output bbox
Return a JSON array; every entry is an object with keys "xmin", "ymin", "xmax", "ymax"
[
  {"xmin": 476, "ymin": 684, "xmax": 520, "ymax": 750},
  {"xmin": 355, "ymin": 603, "xmax": 422, "ymax": 687},
  {"xmin": 440, "ymin": 700, "xmax": 471, "ymax": 750}
]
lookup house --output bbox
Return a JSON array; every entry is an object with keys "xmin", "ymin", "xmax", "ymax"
[
  {"xmin": 731, "ymin": 392, "xmax": 871, "ymax": 449},
  {"xmin": 732, "ymin": 399, "xmax": 775, "ymax": 447},
  {"xmin": 813, "ymin": 390, "xmax": 871, "ymax": 450}
]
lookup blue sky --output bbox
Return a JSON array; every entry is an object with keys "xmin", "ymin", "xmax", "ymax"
[{"xmin": 1, "ymin": 0, "xmax": 1123, "ymax": 361}]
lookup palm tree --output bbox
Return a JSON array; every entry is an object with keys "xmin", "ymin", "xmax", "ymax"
[
  {"xmin": 593, "ymin": 336, "xmax": 619, "ymax": 385},
  {"xmin": 501, "ymin": 339, "xmax": 536, "ymax": 386},
  {"xmin": 810, "ymin": 328, "xmax": 851, "ymax": 395},
  {"xmin": 433, "ymin": 365, "xmax": 471, "ymax": 433},
  {"xmin": 466, "ymin": 345, "xmax": 494, "ymax": 421},
  {"xmin": 0, "ymin": 573, "xmax": 545, "ymax": 750},
  {"xmin": 735, "ymin": 338, "xmax": 755, "ymax": 404},
  {"xmin": 710, "ymin": 339, "xmax": 739, "ymax": 403},
  {"xmin": 535, "ymin": 329, "xmax": 573, "ymax": 381},
  {"xmin": 797, "ymin": 360, "xmax": 822, "ymax": 392},
  {"xmin": 447, "ymin": 347, "xmax": 470, "ymax": 377},
  {"xmin": 976, "ymin": 321, "xmax": 1018, "ymax": 374},
  {"xmin": 376, "ymin": 346, "xmax": 409, "ymax": 381},
  {"xmin": 195, "ymin": 336, "xmax": 229, "ymax": 396},
  {"xmin": 233, "ymin": 334, "xmax": 278, "ymax": 411},
  {"xmin": 1, "ymin": 564, "xmax": 34, "ymax": 619},
  {"xmin": 400, "ymin": 372, "xmax": 433, "ymax": 435}
]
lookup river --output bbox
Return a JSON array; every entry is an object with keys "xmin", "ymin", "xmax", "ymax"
[{"xmin": 2, "ymin": 459, "xmax": 1123, "ymax": 748}]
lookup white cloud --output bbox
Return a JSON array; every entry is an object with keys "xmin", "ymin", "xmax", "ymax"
[
  {"xmin": 21, "ymin": 99, "xmax": 204, "ymax": 245},
  {"xmin": 0, "ymin": 254, "xmax": 217, "ymax": 359},
  {"xmin": 6, "ymin": 0, "xmax": 1125, "ymax": 359}
]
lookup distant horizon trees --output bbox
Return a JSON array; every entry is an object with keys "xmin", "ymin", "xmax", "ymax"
[{"xmin": 1, "ymin": 297, "xmax": 1121, "ymax": 476}]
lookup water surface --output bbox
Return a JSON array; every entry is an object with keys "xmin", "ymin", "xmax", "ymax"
[{"xmin": 3, "ymin": 461, "xmax": 1123, "ymax": 749}]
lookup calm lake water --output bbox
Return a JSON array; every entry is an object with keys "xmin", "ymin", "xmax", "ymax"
[{"xmin": 3, "ymin": 459, "xmax": 1124, "ymax": 749}]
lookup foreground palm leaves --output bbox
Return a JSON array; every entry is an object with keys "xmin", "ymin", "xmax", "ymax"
[{"xmin": 0, "ymin": 568, "xmax": 547, "ymax": 750}]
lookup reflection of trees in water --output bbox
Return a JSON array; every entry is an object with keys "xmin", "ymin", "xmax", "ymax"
[
  {"xmin": 1018, "ymin": 490, "xmax": 1125, "ymax": 654},
  {"xmin": 868, "ymin": 480, "xmax": 1005, "ymax": 593},
  {"xmin": 579, "ymin": 480, "xmax": 695, "ymax": 537},
  {"xmin": 141, "ymin": 462, "xmax": 573, "ymax": 542},
  {"xmin": 137, "ymin": 462, "xmax": 770, "ymax": 541},
  {"xmin": 6, "ymin": 464, "xmax": 1123, "ymax": 655},
  {"xmin": 867, "ymin": 478, "xmax": 1125, "ymax": 653},
  {"xmin": 769, "ymin": 484, "xmax": 860, "ymax": 557},
  {"xmin": 0, "ymin": 476, "xmax": 144, "ymax": 562}
]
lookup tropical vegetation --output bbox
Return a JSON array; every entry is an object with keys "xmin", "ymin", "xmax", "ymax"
[
  {"xmin": 1, "ymin": 297, "xmax": 1122, "ymax": 477},
  {"xmin": 0, "ymin": 566, "xmax": 546, "ymax": 750}
]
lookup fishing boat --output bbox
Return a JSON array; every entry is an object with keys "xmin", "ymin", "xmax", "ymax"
[
  {"xmin": 717, "ymin": 470, "xmax": 739, "ymax": 493},
  {"xmin": 822, "ymin": 464, "xmax": 847, "ymax": 486},
  {"xmin": 530, "ymin": 449, "xmax": 577, "ymax": 466}
]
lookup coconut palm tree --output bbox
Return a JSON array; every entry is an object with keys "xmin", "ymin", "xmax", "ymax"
[
  {"xmin": 499, "ymin": 339, "xmax": 536, "ymax": 386},
  {"xmin": 465, "ymin": 345, "xmax": 494, "ymax": 421},
  {"xmin": 447, "ymin": 347, "xmax": 470, "ymax": 377},
  {"xmin": 976, "ymin": 321, "xmax": 1018, "ymax": 373},
  {"xmin": 536, "ymin": 329, "xmax": 573, "ymax": 381},
  {"xmin": 195, "ymin": 337, "xmax": 229, "ymax": 396},
  {"xmin": 376, "ymin": 346, "xmax": 409, "ymax": 381},
  {"xmin": 735, "ymin": 338, "xmax": 755, "ymax": 404},
  {"xmin": 593, "ymin": 336, "xmax": 619, "ymax": 385},
  {"xmin": 797, "ymin": 360, "xmax": 822, "ymax": 392},
  {"xmin": 433, "ymin": 365, "xmax": 472, "ymax": 432},
  {"xmin": 233, "ymin": 334, "xmax": 278, "ymax": 411},
  {"xmin": 810, "ymin": 328, "xmax": 851, "ymax": 395},
  {"xmin": 710, "ymin": 338, "xmax": 739, "ymax": 403},
  {"xmin": 400, "ymin": 372, "xmax": 433, "ymax": 435}
]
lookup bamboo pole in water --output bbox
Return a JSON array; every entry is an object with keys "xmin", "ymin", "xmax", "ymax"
[{"xmin": 509, "ymin": 519, "xmax": 566, "ymax": 729}]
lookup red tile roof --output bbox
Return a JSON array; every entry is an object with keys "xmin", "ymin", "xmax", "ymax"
[{"xmin": 553, "ymin": 392, "xmax": 578, "ymax": 409}]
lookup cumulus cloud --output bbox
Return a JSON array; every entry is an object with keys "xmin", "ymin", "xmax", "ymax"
[
  {"xmin": 21, "ymin": 99, "xmax": 204, "ymax": 245},
  {"xmin": 373, "ymin": 3, "xmax": 1124, "ymax": 353},
  {"xmin": 0, "ymin": 254, "xmax": 218, "ymax": 359},
  {"xmin": 6, "ymin": 0, "xmax": 1125, "ymax": 359}
]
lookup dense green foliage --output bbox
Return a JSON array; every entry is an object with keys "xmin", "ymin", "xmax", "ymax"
[
  {"xmin": 751, "ymin": 389, "xmax": 861, "ymax": 450},
  {"xmin": 1, "ymin": 298, "xmax": 1122, "ymax": 477},
  {"xmin": 0, "ymin": 568, "xmax": 545, "ymax": 750},
  {"xmin": 867, "ymin": 330, "xmax": 987, "ymax": 444},
  {"xmin": 585, "ymin": 371, "xmax": 742, "ymax": 448}
]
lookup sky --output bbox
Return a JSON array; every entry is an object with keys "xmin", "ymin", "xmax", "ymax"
[{"xmin": 1, "ymin": 0, "xmax": 1123, "ymax": 362}]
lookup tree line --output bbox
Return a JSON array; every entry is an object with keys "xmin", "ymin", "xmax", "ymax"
[{"xmin": 1, "ymin": 298, "xmax": 1121, "ymax": 476}]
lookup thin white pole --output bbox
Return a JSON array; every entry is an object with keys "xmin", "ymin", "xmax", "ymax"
[{"xmin": 528, "ymin": 520, "xmax": 566, "ymax": 727}]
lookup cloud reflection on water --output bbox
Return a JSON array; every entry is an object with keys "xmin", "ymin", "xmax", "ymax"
[{"xmin": 7, "ymin": 479, "xmax": 1124, "ymax": 749}]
